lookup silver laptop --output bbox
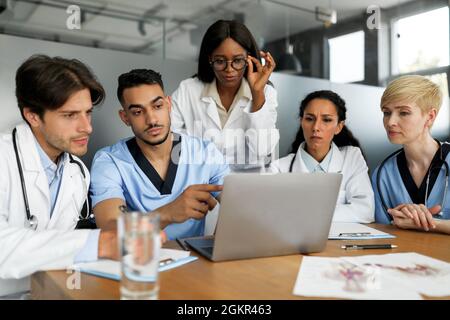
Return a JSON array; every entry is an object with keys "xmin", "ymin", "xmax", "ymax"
[{"xmin": 184, "ymin": 172, "xmax": 342, "ymax": 261}]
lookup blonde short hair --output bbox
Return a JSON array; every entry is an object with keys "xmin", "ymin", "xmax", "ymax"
[{"xmin": 381, "ymin": 75, "xmax": 443, "ymax": 113}]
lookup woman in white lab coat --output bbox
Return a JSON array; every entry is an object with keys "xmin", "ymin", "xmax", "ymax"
[
  {"xmin": 171, "ymin": 20, "xmax": 279, "ymax": 170},
  {"xmin": 271, "ymin": 90, "xmax": 374, "ymax": 223}
]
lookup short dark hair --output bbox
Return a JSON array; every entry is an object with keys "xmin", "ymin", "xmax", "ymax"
[
  {"xmin": 290, "ymin": 90, "xmax": 362, "ymax": 153},
  {"xmin": 117, "ymin": 69, "xmax": 164, "ymax": 105},
  {"xmin": 197, "ymin": 20, "xmax": 261, "ymax": 83},
  {"xmin": 15, "ymin": 54, "xmax": 105, "ymax": 122}
]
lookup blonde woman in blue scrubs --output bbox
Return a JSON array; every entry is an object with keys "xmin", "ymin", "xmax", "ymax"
[{"xmin": 372, "ymin": 75, "xmax": 450, "ymax": 234}]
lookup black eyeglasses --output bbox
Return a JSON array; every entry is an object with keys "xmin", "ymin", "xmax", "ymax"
[{"xmin": 210, "ymin": 57, "xmax": 248, "ymax": 71}]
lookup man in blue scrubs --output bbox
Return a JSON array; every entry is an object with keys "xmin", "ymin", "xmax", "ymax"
[{"xmin": 90, "ymin": 69, "xmax": 229, "ymax": 240}]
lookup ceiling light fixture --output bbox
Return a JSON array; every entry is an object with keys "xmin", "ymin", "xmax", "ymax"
[{"xmin": 265, "ymin": 0, "xmax": 337, "ymax": 26}]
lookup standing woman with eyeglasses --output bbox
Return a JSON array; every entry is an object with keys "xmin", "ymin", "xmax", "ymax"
[{"xmin": 171, "ymin": 19, "xmax": 279, "ymax": 170}]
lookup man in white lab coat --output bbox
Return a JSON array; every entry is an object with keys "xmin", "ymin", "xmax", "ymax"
[{"xmin": 0, "ymin": 55, "xmax": 118, "ymax": 298}]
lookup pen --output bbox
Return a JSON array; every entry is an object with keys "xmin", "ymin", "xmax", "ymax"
[
  {"xmin": 176, "ymin": 238, "xmax": 189, "ymax": 251},
  {"xmin": 341, "ymin": 244, "xmax": 398, "ymax": 250}
]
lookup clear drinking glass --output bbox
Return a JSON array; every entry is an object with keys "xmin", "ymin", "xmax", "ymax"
[{"xmin": 118, "ymin": 211, "xmax": 160, "ymax": 300}]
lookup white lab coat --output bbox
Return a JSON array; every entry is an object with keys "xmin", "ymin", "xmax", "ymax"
[
  {"xmin": 0, "ymin": 122, "xmax": 92, "ymax": 296},
  {"xmin": 270, "ymin": 142, "xmax": 375, "ymax": 223},
  {"xmin": 171, "ymin": 78, "xmax": 280, "ymax": 168}
]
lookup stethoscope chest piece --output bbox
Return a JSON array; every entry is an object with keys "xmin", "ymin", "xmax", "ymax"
[{"xmin": 25, "ymin": 214, "xmax": 38, "ymax": 231}]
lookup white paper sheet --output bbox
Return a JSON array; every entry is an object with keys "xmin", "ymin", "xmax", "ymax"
[
  {"xmin": 328, "ymin": 222, "xmax": 395, "ymax": 240},
  {"xmin": 293, "ymin": 252, "xmax": 450, "ymax": 299},
  {"xmin": 342, "ymin": 252, "xmax": 450, "ymax": 297}
]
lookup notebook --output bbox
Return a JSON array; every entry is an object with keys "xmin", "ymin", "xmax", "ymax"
[{"xmin": 74, "ymin": 248, "xmax": 197, "ymax": 281}]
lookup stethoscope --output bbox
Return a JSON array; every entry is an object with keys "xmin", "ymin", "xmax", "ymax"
[
  {"xmin": 289, "ymin": 153, "xmax": 297, "ymax": 173},
  {"xmin": 376, "ymin": 139, "xmax": 449, "ymax": 221},
  {"xmin": 12, "ymin": 128, "xmax": 92, "ymax": 230}
]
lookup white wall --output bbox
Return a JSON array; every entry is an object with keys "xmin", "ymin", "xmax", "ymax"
[
  {"xmin": 0, "ymin": 34, "xmax": 197, "ymax": 167},
  {"xmin": 270, "ymin": 73, "xmax": 450, "ymax": 171},
  {"xmin": 1, "ymin": 34, "xmax": 449, "ymax": 171}
]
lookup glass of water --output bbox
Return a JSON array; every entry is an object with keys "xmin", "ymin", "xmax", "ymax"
[{"xmin": 118, "ymin": 211, "xmax": 160, "ymax": 300}]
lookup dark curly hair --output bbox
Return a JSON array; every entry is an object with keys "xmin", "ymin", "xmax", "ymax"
[
  {"xmin": 16, "ymin": 54, "xmax": 104, "ymax": 122},
  {"xmin": 117, "ymin": 69, "xmax": 164, "ymax": 105},
  {"xmin": 290, "ymin": 90, "xmax": 362, "ymax": 153}
]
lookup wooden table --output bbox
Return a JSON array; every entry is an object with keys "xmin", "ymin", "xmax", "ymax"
[{"xmin": 31, "ymin": 224, "xmax": 450, "ymax": 300}]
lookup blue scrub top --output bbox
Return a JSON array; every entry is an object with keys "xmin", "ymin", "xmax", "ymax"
[
  {"xmin": 90, "ymin": 133, "xmax": 230, "ymax": 240},
  {"xmin": 372, "ymin": 144, "xmax": 450, "ymax": 224}
]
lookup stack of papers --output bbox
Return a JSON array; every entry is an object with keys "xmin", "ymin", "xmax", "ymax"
[
  {"xmin": 74, "ymin": 248, "xmax": 197, "ymax": 281},
  {"xmin": 293, "ymin": 252, "xmax": 450, "ymax": 299},
  {"xmin": 328, "ymin": 222, "xmax": 395, "ymax": 240}
]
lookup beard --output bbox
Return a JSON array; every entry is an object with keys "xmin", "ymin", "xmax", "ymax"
[
  {"xmin": 138, "ymin": 123, "xmax": 171, "ymax": 146},
  {"xmin": 41, "ymin": 130, "xmax": 89, "ymax": 158}
]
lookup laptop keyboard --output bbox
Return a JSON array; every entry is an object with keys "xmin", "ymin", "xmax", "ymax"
[{"xmin": 185, "ymin": 238, "xmax": 215, "ymax": 257}]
